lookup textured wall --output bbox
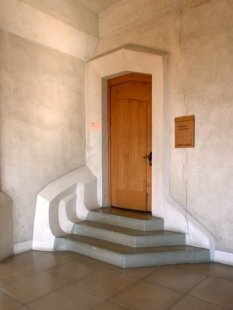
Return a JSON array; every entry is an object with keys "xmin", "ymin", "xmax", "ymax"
[
  {"xmin": 97, "ymin": 0, "xmax": 233, "ymax": 252},
  {"xmin": 0, "ymin": 0, "xmax": 98, "ymax": 61},
  {"xmin": 0, "ymin": 30, "xmax": 86, "ymax": 243},
  {"xmin": 21, "ymin": 0, "xmax": 99, "ymax": 36}
]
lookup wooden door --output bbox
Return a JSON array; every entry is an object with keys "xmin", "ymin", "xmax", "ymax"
[{"xmin": 109, "ymin": 73, "xmax": 152, "ymax": 211}]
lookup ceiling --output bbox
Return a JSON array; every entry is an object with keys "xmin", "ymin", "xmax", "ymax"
[{"xmin": 78, "ymin": 0, "xmax": 121, "ymax": 13}]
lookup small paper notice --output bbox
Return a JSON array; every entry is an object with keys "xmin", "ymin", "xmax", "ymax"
[{"xmin": 90, "ymin": 121, "xmax": 101, "ymax": 129}]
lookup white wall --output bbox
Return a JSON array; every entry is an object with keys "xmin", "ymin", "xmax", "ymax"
[
  {"xmin": 0, "ymin": 0, "xmax": 98, "ymax": 245},
  {"xmin": 97, "ymin": 0, "xmax": 233, "ymax": 253}
]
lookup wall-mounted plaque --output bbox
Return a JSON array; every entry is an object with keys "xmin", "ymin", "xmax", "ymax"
[{"xmin": 175, "ymin": 115, "xmax": 195, "ymax": 148}]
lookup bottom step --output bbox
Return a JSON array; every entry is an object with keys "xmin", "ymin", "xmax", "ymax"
[{"xmin": 54, "ymin": 235, "xmax": 210, "ymax": 268}]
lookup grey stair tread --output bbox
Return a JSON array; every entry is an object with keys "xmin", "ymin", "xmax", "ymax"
[
  {"xmin": 55, "ymin": 208, "xmax": 209, "ymax": 267},
  {"xmin": 92, "ymin": 207, "xmax": 154, "ymax": 220},
  {"xmin": 59, "ymin": 234, "xmax": 208, "ymax": 255},
  {"xmin": 75, "ymin": 221, "xmax": 184, "ymax": 237},
  {"xmin": 88, "ymin": 209, "xmax": 164, "ymax": 231}
]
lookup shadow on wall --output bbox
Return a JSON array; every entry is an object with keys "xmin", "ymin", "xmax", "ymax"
[{"xmin": 0, "ymin": 192, "xmax": 13, "ymax": 261}]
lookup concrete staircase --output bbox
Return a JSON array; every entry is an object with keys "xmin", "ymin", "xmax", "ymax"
[{"xmin": 54, "ymin": 208, "xmax": 210, "ymax": 268}]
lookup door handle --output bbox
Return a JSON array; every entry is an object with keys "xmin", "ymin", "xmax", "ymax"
[{"xmin": 143, "ymin": 152, "xmax": 152, "ymax": 166}]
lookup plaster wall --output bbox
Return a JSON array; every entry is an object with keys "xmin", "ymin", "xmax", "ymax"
[
  {"xmin": 21, "ymin": 0, "xmax": 99, "ymax": 37},
  {"xmin": 0, "ymin": 0, "xmax": 97, "ymax": 244},
  {"xmin": 0, "ymin": 0, "xmax": 98, "ymax": 61},
  {"xmin": 97, "ymin": 0, "xmax": 233, "ymax": 252},
  {"xmin": 78, "ymin": 0, "xmax": 121, "ymax": 13}
]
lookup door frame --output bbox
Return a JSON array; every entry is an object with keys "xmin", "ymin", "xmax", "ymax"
[{"xmin": 85, "ymin": 46, "xmax": 164, "ymax": 217}]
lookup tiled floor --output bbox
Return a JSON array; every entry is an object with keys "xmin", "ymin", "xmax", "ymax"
[{"xmin": 0, "ymin": 251, "xmax": 233, "ymax": 309}]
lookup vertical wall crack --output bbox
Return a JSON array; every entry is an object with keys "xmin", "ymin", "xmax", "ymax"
[{"xmin": 179, "ymin": 9, "xmax": 190, "ymax": 242}]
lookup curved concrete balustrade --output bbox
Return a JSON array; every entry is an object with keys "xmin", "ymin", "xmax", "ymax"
[{"xmin": 32, "ymin": 167, "xmax": 99, "ymax": 251}]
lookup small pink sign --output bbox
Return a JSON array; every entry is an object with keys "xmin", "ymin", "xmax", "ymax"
[{"xmin": 90, "ymin": 121, "xmax": 101, "ymax": 129}]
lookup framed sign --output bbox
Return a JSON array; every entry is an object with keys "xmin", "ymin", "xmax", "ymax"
[{"xmin": 175, "ymin": 115, "xmax": 195, "ymax": 148}]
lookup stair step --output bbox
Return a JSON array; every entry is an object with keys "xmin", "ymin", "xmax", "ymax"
[
  {"xmin": 55, "ymin": 234, "xmax": 210, "ymax": 268},
  {"xmin": 87, "ymin": 209, "xmax": 164, "ymax": 231},
  {"xmin": 73, "ymin": 221, "xmax": 185, "ymax": 247}
]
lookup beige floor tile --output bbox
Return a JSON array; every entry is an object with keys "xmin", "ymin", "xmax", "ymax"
[
  {"xmin": 121, "ymin": 266, "xmax": 156, "ymax": 279},
  {"xmin": 16, "ymin": 251, "xmax": 73, "ymax": 269},
  {"xmin": 47, "ymin": 258, "xmax": 103, "ymax": 283},
  {"xmin": 2, "ymin": 251, "xmax": 233, "ymax": 310},
  {"xmin": 179, "ymin": 263, "xmax": 233, "ymax": 279},
  {"xmin": 14, "ymin": 251, "xmax": 39, "ymax": 262},
  {"xmin": 2, "ymin": 258, "xmax": 42, "ymax": 277},
  {"xmin": 57, "ymin": 251, "xmax": 82, "ymax": 261},
  {"xmin": 145, "ymin": 265, "xmax": 206, "ymax": 293},
  {"xmin": 114, "ymin": 280, "xmax": 182, "ymax": 310},
  {"xmin": 28, "ymin": 292, "xmax": 82, "ymax": 310},
  {"xmin": 191, "ymin": 276, "xmax": 233, "ymax": 308},
  {"xmin": 227, "ymin": 274, "xmax": 233, "ymax": 282},
  {"xmin": 78, "ymin": 268, "xmax": 138, "ymax": 298},
  {"xmin": 171, "ymin": 295, "xmax": 226, "ymax": 310},
  {"xmin": 2, "ymin": 272, "xmax": 68, "ymax": 303},
  {"xmin": 0, "ymin": 265, "xmax": 23, "ymax": 287},
  {"xmin": 71, "ymin": 254, "xmax": 114, "ymax": 270},
  {"xmin": 33, "ymin": 282, "xmax": 106, "ymax": 309},
  {"xmin": 0, "ymin": 290, "xmax": 22, "ymax": 310},
  {"xmin": 94, "ymin": 300, "xmax": 128, "ymax": 310}
]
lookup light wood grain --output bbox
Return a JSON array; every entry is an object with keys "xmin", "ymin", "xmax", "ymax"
[{"xmin": 109, "ymin": 73, "xmax": 152, "ymax": 211}]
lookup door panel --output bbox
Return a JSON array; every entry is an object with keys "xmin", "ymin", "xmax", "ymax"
[{"xmin": 109, "ymin": 74, "xmax": 152, "ymax": 211}]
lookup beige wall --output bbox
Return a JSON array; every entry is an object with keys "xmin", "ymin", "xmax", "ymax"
[
  {"xmin": 97, "ymin": 0, "xmax": 233, "ymax": 252},
  {"xmin": 0, "ymin": 0, "xmax": 98, "ymax": 61},
  {"xmin": 21, "ymin": 0, "xmax": 99, "ymax": 36},
  {"xmin": 0, "ymin": 30, "xmax": 86, "ymax": 243},
  {"xmin": 0, "ymin": 0, "xmax": 99, "ymax": 245}
]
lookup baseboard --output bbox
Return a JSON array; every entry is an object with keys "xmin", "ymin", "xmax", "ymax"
[
  {"xmin": 14, "ymin": 240, "xmax": 32, "ymax": 254},
  {"xmin": 214, "ymin": 250, "xmax": 233, "ymax": 266}
]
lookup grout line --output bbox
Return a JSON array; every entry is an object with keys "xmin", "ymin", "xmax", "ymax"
[
  {"xmin": 91, "ymin": 298, "xmax": 130, "ymax": 310},
  {"xmin": 0, "ymin": 271, "xmax": 71, "ymax": 306},
  {"xmin": 178, "ymin": 264, "xmax": 233, "ymax": 280},
  {"xmin": 166, "ymin": 274, "xmax": 209, "ymax": 309},
  {"xmin": 187, "ymin": 294, "xmax": 231, "ymax": 310},
  {"xmin": 142, "ymin": 278, "xmax": 187, "ymax": 295},
  {"xmin": 109, "ymin": 276, "xmax": 142, "ymax": 300},
  {"xmin": 0, "ymin": 287, "xmax": 25, "ymax": 308},
  {"xmin": 169, "ymin": 273, "xmax": 233, "ymax": 310},
  {"xmin": 21, "ymin": 279, "xmax": 73, "ymax": 307}
]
